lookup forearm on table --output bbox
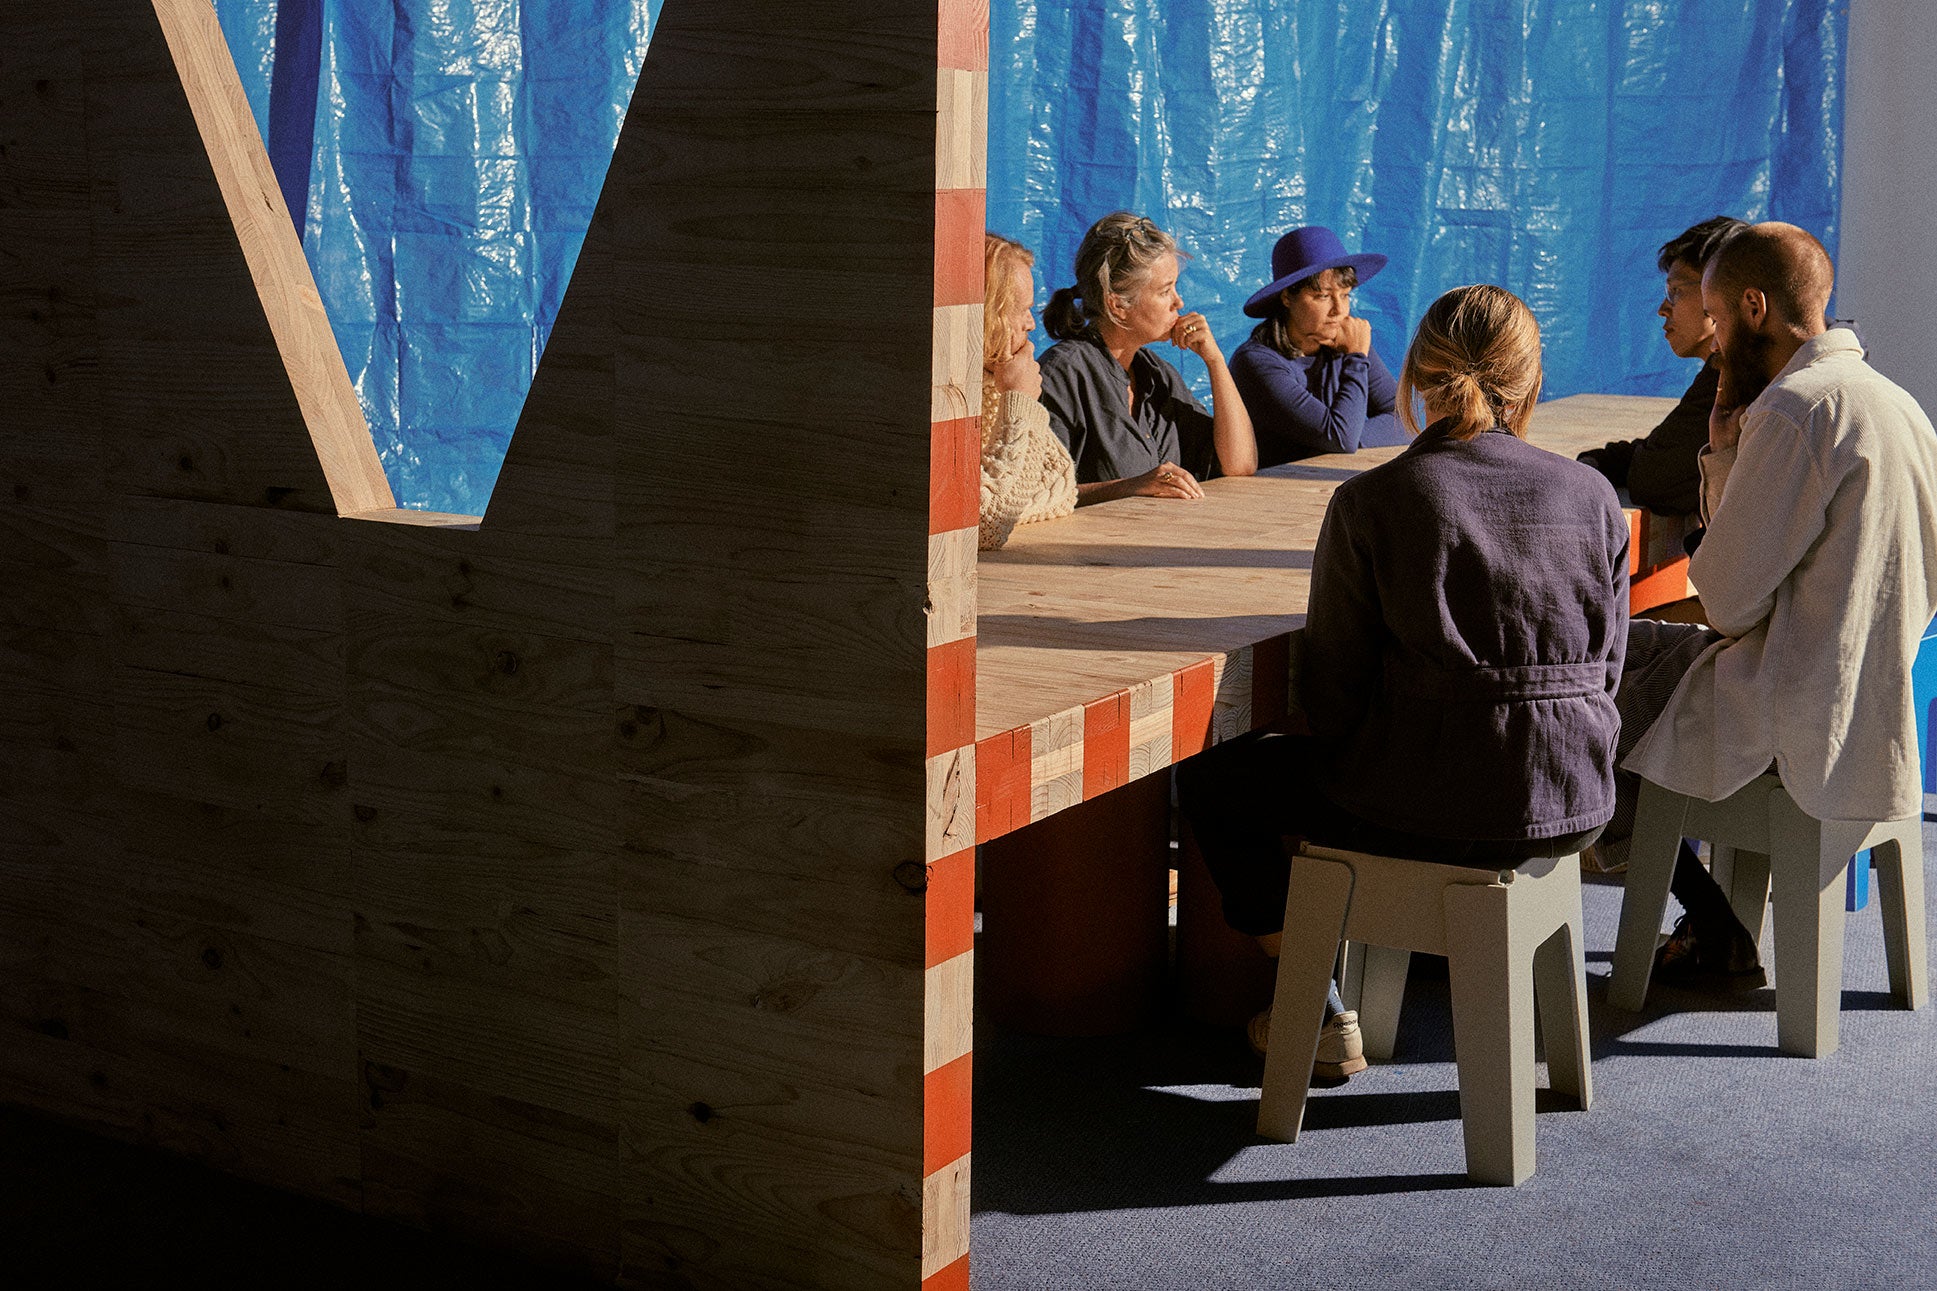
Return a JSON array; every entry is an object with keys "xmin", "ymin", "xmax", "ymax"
[
  {"xmin": 1075, "ymin": 477, "xmax": 1137, "ymax": 505},
  {"xmin": 1624, "ymin": 405, "xmax": 1709, "ymax": 512},
  {"xmin": 1247, "ymin": 371, "xmax": 1370, "ymax": 455},
  {"xmin": 977, "ymin": 402, "xmax": 1032, "ymax": 538},
  {"xmin": 1625, "ymin": 443, "xmax": 1700, "ymax": 515}
]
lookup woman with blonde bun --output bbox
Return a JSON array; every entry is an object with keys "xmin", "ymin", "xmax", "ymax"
[
  {"xmin": 979, "ymin": 234, "xmax": 1076, "ymax": 550},
  {"xmin": 1178, "ymin": 284, "xmax": 1629, "ymax": 1073}
]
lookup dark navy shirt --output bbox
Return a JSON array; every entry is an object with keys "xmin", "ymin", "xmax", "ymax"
[
  {"xmin": 1303, "ymin": 424, "xmax": 1630, "ymax": 841},
  {"xmin": 1037, "ymin": 333, "xmax": 1218, "ymax": 484},
  {"xmin": 1229, "ymin": 338, "xmax": 1403, "ymax": 467},
  {"xmin": 1576, "ymin": 355, "xmax": 1719, "ymax": 516}
]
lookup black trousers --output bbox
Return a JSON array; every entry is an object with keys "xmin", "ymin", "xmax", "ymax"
[
  {"xmin": 1176, "ymin": 732, "xmax": 1604, "ymax": 937},
  {"xmin": 1610, "ymin": 618, "xmax": 1744, "ymax": 934}
]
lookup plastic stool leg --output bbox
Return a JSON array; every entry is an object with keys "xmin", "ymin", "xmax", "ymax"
[
  {"xmin": 1768, "ymin": 800, "xmax": 1861, "ymax": 1058},
  {"xmin": 1611, "ymin": 779, "xmax": 1690, "ymax": 1011},
  {"xmin": 1258, "ymin": 856, "xmax": 1353, "ymax": 1142},
  {"xmin": 1533, "ymin": 917, "xmax": 1592, "ymax": 1111},
  {"xmin": 1727, "ymin": 849, "xmax": 1772, "ymax": 947},
  {"xmin": 1355, "ymin": 945, "xmax": 1410, "ymax": 1063},
  {"xmin": 1871, "ymin": 821, "xmax": 1928, "ymax": 1010},
  {"xmin": 1445, "ymin": 880, "xmax": 1535, "ymax": 1185},
  {"xmin": 1337, "ymin": 940, "xmax": 1364, "ymax": 1011},
  {"xmin": 1710, "ymin": 843, "xmax": 1734, "ymax": 899}
]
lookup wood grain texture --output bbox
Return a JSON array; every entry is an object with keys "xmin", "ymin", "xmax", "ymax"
[
  {"xmin": 145, "ymin": 0, "xmax": 390, "ymax": 514},
  {"xmin": 920, "ymin": 1153, "xmax": 970, "ymax": 1279},
  {"xmin": 1, "ymin": 1, "xmax": 986, "ymax": 1283},
  {"xmin": 0, "ymin": 14, "xmax": 105, "ymax": 470},
  {"xmin": 604, "ymin": 2, "xmax": 945, "ymax": 1284},
  {"xmin": 935, "ymin": 70, "xmax": 988, "ymax": 192},
  {"xmin": 482, "ymin": 200, "xmax": 614, "ymax": 541},
  {"xmin": 78, "ymin": 1, "xmax": 359, "ymax": 514}
]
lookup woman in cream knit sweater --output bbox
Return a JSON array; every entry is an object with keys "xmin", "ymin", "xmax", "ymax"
[{"xmin": 980, "ymin": 234, "xmax": 1076, "ymax": 549}]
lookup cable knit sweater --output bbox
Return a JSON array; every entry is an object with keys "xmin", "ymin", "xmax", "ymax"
[{"xmin": 980, "ymin": 385, "xmax": 1077, "ymax": 550}]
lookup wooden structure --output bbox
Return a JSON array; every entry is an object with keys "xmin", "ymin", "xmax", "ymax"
[
  {"xmin": 3, "ymin": 1, "xmax": 982, "ymax": 1285},
  {"xmin": 0, "ymin": 1, "xmax": 1697, "ymax": 1283}
]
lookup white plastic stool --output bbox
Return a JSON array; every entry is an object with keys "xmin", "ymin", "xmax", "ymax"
[
  {"xmin": 1608, "ymin": 773, "xmax": 1928, "ymax": 1057},
  {"xmin": 1257, "ymin": 845, "xmax": 1593, "ymax": 1186}
]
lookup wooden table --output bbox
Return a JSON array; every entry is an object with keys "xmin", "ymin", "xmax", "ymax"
[{"xmin": 973, "ymin": 393, "xmax": 1686, "ymax": 1032}]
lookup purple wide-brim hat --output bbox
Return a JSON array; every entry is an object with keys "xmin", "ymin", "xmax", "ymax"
[{"xmin": 1242, "ymin": 225, "xmax": 1388, "ymax": 317}]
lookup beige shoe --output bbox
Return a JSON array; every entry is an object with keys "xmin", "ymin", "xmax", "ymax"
[
  {"xmin": 1314, "ymin": 1010, "xmax": 1368, "ymax": 1078},
  {"xmin": 1246, "ymin": 1008, "xmax": 1369, "ymax": 1079}
]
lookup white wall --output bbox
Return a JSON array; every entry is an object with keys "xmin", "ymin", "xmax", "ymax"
[{"xmin": 1836, "ymin": 0, "xmax": 1937, "ymax": 415}]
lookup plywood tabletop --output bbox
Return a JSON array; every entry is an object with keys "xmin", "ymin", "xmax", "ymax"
[
  {"xmin": 969, "ymin": 393, "xmax": 1677, "ymax": 841},
  {"xmin": 975, "ymin": 460, "xmax": 1341, "ymax": 737},
  {"xmin": 1508, "ymin": 392, "xmax": 1680, "ymax": 460}
]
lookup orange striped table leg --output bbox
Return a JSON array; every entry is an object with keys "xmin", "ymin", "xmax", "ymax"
[{"xmin": 923, "ymin": 2, "xmax": 987, "ymax": 1284}]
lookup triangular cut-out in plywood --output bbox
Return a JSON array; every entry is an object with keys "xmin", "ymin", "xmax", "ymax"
[
  {"xmin": 94, "ymin": 0, "xmax": 391, "ymax": 516},
  {"xmin": 152, "ymin": 0, "xmax": 647, "ymax": 528},
  {"xmin": 479, "ymin": 194, "xmax": 615, "ymax": 541}
]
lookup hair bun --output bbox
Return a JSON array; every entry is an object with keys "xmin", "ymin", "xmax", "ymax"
[{"xmin": 1398, "ymin": 284, "xmax": 1542, "ymax": 442}]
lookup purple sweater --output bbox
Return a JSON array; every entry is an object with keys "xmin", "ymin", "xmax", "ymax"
[
  {"xmin": 1302, "ymin": 426, "xmax": 1630, "ymax": 840},
  {"xmin": 1230, "ymin": 338, "xmax": 1403, "ymax": 465}
]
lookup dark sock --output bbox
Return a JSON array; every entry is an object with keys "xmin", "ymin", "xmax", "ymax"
[{"xmin": 1669, "ymin": 842, "xmax": 1742, "ymax": 941}]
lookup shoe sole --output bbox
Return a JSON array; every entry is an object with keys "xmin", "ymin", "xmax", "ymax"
[{"xmin": 1312, "ymin": 1056, "xmax": 1367, "ymax": 1079}]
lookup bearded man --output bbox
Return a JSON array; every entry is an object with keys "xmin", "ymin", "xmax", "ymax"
[{"xmin": 1607, "ymin": 222, "xmax": 1937, "ymax": 984}]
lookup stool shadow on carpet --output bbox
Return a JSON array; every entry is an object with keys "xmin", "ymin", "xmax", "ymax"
[{"xmin": 970, "ymin": 940, "xmax": 1883, "ymax": 1215}]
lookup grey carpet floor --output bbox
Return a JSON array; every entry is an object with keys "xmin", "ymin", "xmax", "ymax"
[
  {"xmin": 970, "ymin": 844, "xmax": 1937, "ymax": 1290},
  {"xmin": 3, "ymin": 849, "xmax": 1932, "ymax": 1288}
]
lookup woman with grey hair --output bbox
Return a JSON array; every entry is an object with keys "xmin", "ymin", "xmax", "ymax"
[{"xmin": 1038, "ymin": 212, "xmax": 1256, "ymax": 502}]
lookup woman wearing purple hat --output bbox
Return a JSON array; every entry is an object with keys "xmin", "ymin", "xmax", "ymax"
[{"xmin": 1229, "ymin": 226, "xmax": 1404, "ymax": 467}]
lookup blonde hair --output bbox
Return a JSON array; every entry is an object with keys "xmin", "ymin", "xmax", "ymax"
[
  {"xmin": 983, "ymin": 233, "xmax": 1035, "ymax": 368},
  {"xmin": 1043, "ymin": 211, "xmax": 1185, "ymax": 341},
  {"xmin": 1397, "ymin": 284, "xmax": 1543, "ymax": 441}
]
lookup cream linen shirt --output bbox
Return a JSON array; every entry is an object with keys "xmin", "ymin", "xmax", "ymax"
[{"xmin": 1624, "ymin": 328, "xmax": 1937, "ymax": 823}]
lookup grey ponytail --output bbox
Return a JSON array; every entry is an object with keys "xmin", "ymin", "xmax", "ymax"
[{"xmin": 1044, "ymin": 211, "xmax": 1185, "ymax": 342}]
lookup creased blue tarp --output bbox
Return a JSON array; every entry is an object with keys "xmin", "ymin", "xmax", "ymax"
[
  {"xmin": 991, "ymin": 0, "xmax": 1845, "ymax": 408},
  {"xmin": 217, "ymin": 1, "xmax": 1842, "ymax": 514},
  {"xmin": 217, "ymin": 0, "xmax": 657, "ymax": 516}
]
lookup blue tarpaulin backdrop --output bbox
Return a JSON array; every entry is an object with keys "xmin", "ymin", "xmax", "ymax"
[
  {"xmin": 214, "ymin": 0, "xmax": 658, "ymax": 515},
  {"xmin": 216, "ymin": 1, "xmax": 1844, "ymax": 516},
  {"xmin": 991, "ymin": 0, "xmax": 1846, "ymax": 405}
]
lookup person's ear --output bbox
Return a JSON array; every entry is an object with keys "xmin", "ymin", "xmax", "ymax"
[{"xmin": 1743, "ymin": 287, "xmax": 1769, "ymax": 331}]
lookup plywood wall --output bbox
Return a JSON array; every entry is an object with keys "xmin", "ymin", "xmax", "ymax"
[{"xmin": 0, "ymin": 2, "xmax": 978, "ymax": 1286}]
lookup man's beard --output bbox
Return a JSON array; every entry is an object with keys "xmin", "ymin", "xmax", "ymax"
[{"xmin": 1718, "ymin": 324, "xmax": 1777, "ymax": 408}]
